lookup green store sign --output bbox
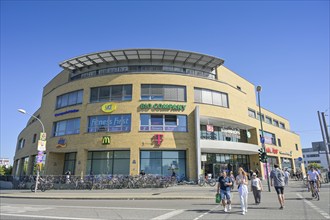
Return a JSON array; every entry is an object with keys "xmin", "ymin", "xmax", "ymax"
[{"xmin": 140, "ymin": 103, "xmax": 186, "ymax": 111}]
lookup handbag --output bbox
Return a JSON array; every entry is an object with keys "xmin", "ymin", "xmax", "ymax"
[{"xmin": 215, "ymin": 193, "xmax": 221, "ymax": 203}]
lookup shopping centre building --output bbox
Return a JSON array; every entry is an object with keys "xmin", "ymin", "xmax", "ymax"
[{"xmin": 13, "ymin": 48, "xmax": 304, "ymax": 180}]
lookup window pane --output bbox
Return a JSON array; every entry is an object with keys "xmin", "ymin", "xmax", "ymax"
[
  {"xmin": 151, "ymin": 115, "xmax": 163, "ymax": 125},
  {"xmin": 212, "ymin": 92, "xmax": 222, "ymax": 106},
  {"xmin": 113, "ymin": 159, "xmax": 130, "ymax": 174},
  {"xmin": 90, "ymin": 88, "xmax": 99, "ymax": 102},
  {"xmin": 77, "ymin": 90, "xmax": 83, "ymax": 104},
  {"xmin": 114, "ymin": 151, "xmax": 130, "ymax": 159},
  {"xmin": 164, "ymin": 85, "xmax": 178, "ymax": 101},
  {"xmin": 177, "ymin": 87, "xmax": 186, "ymax": 101},
  {"xmin": 141, "ymin": 85, "xmax": 150, "ymax": 100},
  {"xmin": 221, "ymin": 94, "xmax": 228, "ymax": 107},
  {"xmin": 111, "ymin": 85, "xmax": 123, "ymax": 101},
  {"xmin": 99, "ymin": 87, "xmax": 110, "ymax": 101},
  {"xmin": 123, "ymin": 85, "xmax": 132, "ymax": 100},
  {"xmin": 150, "ymin": 85, "xmax": 163, "ymax": 100},
  {"xmin": 202, "ymin": 90, "xmax": 212, "ymax": 104},
  {"xmin": 68, "ymin": 93, "xmax": 77, "ymax": 105},
  {"xmin": 165, "ymin": 115, "xmax": 177, "ymax": 125},
  {"xmin": 194, "ymin": 89, "xmax": 202, "ymax": 103}
]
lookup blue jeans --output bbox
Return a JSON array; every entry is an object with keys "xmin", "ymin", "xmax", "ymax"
[{"xmin": 220, "ymin": 189, "xmax": 231, "ymax": 201}]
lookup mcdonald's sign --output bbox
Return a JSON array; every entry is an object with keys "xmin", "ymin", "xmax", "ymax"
[{"xmin": 102, "ymin": 136, "xmax": 111, "ymax": 145}]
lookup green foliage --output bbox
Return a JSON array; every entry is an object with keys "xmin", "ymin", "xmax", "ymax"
[
  {"xmin": 0, "ymin": 165, "xmax": 13, "ymax": 175},
  {"xmin": 0, "ymin": 166, "xmax": 5, "ymax": 175},
  {"xmin": 308, "ymin": 163, "xmax": 322, "ymax": 169}
]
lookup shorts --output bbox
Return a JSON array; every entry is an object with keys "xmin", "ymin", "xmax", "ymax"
[
  {"xmin": 220, "ymin": 189, "xmax": 231, "ymax": 201},
  {"xmin": 274, "ymin": 186, "xmax": 284, "ymax": 195}
]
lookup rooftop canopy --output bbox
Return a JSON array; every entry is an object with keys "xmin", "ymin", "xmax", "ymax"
[{"xmin": 59, "ymin": 48, "xmax": 224, "ymax": 72}]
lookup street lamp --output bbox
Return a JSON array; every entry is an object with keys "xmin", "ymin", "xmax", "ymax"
[
  {"xmin": 256, "ymin": 86, "xmax": 271, "ymax": 192},
  {"xmin": 18, "ymin": 108, "xmax": 45, "ymax": 193}
]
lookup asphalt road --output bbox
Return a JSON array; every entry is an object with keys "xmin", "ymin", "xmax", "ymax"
[{"xmin": 1, "ymin": 182, "xmax": 329, "ymax": 220}]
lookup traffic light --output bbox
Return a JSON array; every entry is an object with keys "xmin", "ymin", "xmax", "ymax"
[
  {"xmin": 261, "ymin": 152, "xmax": 268, "ymax": 163},
  {"xmin": 258, "ymin": 148, "xmax": 263, "ymax": 162}
]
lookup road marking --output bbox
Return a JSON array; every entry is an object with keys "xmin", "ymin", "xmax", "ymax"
[
  {"xmin": 151, "ymin": 209, "xmax": 185, "ymax": 220},
  {"xmin": 1, "ymin": 203, "xmax": 174, "ymax": 211},
  {"xmin": 0, "ymin": 213, "xmax": 102, "ymax": 220},
  {"xmin": 193, "ymin": 205, "xmax": 220, "ymax": 220},
  {"xmin": 0, "ymin": 205, "xmax": 53, "ymax": 214},
  {"xmin": 297, "ymin": 193, "xmax": 330, "ymax": 219}
]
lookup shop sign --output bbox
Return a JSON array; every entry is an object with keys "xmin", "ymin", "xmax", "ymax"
[
  {"xmin": 140, "ymin": 103, "xmax": 186, "ymax": 111},
  {"xmin": 56, "ymin": 138, "xmax": 67, "ymax": 148},
  {"xmin": 153, "ymin": 134, "xmax": 164, "ymax": 145},
  {"xmin": 102, "ymin": 102, "xmax": 117, "ymax": 113},
  {"xmin": 279, "ymin": 151, "xmax": 292, "ymax": 157},
  {"xmin": 54, "ymin": 109, "xmax": 79, "ymax": 117},
  {"xmin": 266, "ymin": 147, "xmax": 278, "ymax": 154},
  {"xmin": 220, "ymin": 128, "xmax": 240, "ymax": 139},
  {"xmin": 102, "ymin": 136, "xmax": 111, "ymax": 145}
]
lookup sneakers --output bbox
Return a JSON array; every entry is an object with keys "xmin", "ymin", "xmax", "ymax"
[
  {"xmin": 279, "ymin": 206, "xmax": 283, "ymax": 210},
  {"xmin": 228, "ymin": 204, "xmax": 232, "ymax": 211},
  {"xmin": 224, "ymin": 206, "xmax": 228, "ymax": 212},
  {"xmin": 242, "ymin": 211, "xmax": 246, "ymax": 215}
]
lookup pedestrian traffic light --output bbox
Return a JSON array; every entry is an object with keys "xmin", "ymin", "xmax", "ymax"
[{"xmin": 258, "ymin": 148, "xmax": 263, "ymax": 162}]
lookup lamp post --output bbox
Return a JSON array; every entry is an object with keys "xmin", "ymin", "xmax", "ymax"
[
  {"xmin": 256, "ymin": 86, "xmax": 271, "ymax": 192},
  {"xmin": 18, "ymin": 109, "xmax": 45, "ymax": 193}
]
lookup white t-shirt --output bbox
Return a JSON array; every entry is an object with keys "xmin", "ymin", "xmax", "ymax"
[{"xmin": 309, "ymin": 171, "xmax": 319, "ymax": 181}]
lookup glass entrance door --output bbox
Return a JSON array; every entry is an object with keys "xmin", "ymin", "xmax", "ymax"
[{"xmin": 213, "ymin": 163, "xmax": 228, "ymax": 179}]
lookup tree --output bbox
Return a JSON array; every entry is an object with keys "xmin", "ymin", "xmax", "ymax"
[
  {"xmin": 0, "ymin": 166, "xmax": 5, "ymax": 175},
  {"xmin": 307, "ymin": 163, "xmax": 322, "ymax": 170}
]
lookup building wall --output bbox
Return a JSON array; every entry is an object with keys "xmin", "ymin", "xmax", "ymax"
[{"xmin": 14, "ymin": 55, "xmax": 304, "ymax": 179}]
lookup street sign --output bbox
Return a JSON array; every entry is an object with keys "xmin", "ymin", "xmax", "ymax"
[
  {"xmin": 37, "ymin": 140, "xmax": 46, "ymax": 151},
  {"xmin": 298, "ymin": 157, "xmax": 303, "ymax": 161},
  {"xmin": 260, "ymin": 137, "xmax": 265, "ymax": 144}
]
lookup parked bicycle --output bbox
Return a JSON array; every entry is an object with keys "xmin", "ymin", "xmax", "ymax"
[{"xmin": 198, "ymin": 175, "xmax": 216, "ymax": 187}]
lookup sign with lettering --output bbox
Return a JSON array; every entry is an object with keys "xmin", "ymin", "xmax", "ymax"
[
  {"xmin": 55, "ymin": 109, "xmax": 79, "ymax": 117},
  {"xmin": 40, "ymin": 132, "xmax": 47, "ymax": 141},
  {"xmin": 266, "ymin": 147, "xmax": 279, "ymax": 154},
  {"xmin": 220, "ymin": 128, "xmax": 240, "ymax": 139},
  {"xmin": 206, "ymin": 125, "xmax": 214, "ymax": 132},
  {"xmin": 102, "ymin": 136, "xmax": 111, "ymax": 145},
  {"xmin": 140, "ymin": 103, "xmax": 186, "ymax": 111},
  {"xmin": 102, "ymin": 102, "xmax": 117, "ymax": 113},
  {"xmin": 279, "ymin": 151, "xmax": 292, "ymax": 156}
]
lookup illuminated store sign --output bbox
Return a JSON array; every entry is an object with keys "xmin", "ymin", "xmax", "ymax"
[
  {"xmin": 55, "ymin": 109, "xmax": 79, "ymax": 117},
  {"xmin": 102, "ymin": 136, "xmax": 111, "ymax": 145},
  {"xmin": 102, "ymin": 102, "xmax": 117, "ymax": 113},
  {"xmin": 140, "ymin": 103, "xmax": 186, "ymax": 111}
]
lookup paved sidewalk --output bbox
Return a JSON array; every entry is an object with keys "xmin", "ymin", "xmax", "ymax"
[{"xmin": 0, "ymin": 179, "xmax": 316, "ymax": 200}]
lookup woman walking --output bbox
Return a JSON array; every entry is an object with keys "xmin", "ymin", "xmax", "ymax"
[
  {"xmin": 236, "ymin": 167, "xmax": 249, "ymax": 215},
  {"xmin": 251, "ymin": 172, "xmax": 263, "ymax": 204}
]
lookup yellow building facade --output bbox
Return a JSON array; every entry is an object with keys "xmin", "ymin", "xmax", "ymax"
[{"xmin": 13, "ymin": 49, "xmax": 304, "ymax": 180}]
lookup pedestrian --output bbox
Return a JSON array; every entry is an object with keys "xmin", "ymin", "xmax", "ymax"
[
  {"xmin": 236, "ymin": 167, "xmax": 249, "ymax": 215},
  {"xmin": 65, "ymin": 170, "xmax": 71, "ymax": 184},
  {"xmin": 140, "ymin": 170, "xmax": 146, "ymax": 176},
  {"xmin": 255, "ymin": 169, "xmax": 260, "ymax": 178},
  {"xmin": 284, "ymin": 169, "xmax": 290, "ymax": 186},
  {"xmin": 251, "ymin": 172, "xmax": 263, "ymax": 204},
  {"xmin": 270, "ymin": 164, "xmax": 285, "ymax": 209},
  {"xmin": 217, "ymin": 171, "xmax": 233, "ymax": 213},
  {"xmin": 229, "ymin": 171, "xmax": 235, "ymax": 190}
]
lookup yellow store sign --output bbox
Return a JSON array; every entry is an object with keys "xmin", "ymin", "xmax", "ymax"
[{"xmin": 102, "ymin": 102, "xmax": 117, "ymax": 113}]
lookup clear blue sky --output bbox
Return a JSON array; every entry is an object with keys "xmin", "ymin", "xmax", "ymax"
[{"xmin": 1, "ymin": 1, "xmax": 329, "ymax": 165}]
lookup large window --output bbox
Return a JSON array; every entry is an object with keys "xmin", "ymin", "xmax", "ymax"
[
  {"xmin": 53, "ymin": 118, "xmax": 80, "ymax": 136},
  {"xmin": 17, "ymin": 138, "xmax": 25, "ymax": 150},
  {"xmin": 140, "ymin": 150, "xmax": 186, "ymax": 177},
  {"xmin": 140, "ymin": 114, "xmax": 187, "ymax": 132},
  {"xmin": 86, "ymin": 151, "xmax": 130, "ymax": 175},
  {"xmin": 200, "ymin": 125, "xmax": 240, "ymax": 142},
  {"xmin": 194, "ymin": 88, "xmax": 228, "ymax": 108},
  {"xmin": 90, "ymin": 85, "xmax": 132, "ymax": 103},
  {"xmin": 56, "ymin": 90, "xmax": 83, "ymax": 109},
  {"xmin": 88, "ymin": 114, "xmax": 131, "ymax": 132},
  {"xmin": 260, "ymin": 130, "xmax": 276, "ymax": 145},
  {"xmin": 248, "ymin": 109, "xmax": 256, "ymax": 118},
  {"xmin": 63, "ymin": 152, "xmax": 76, "ymax": 175},
  {"xmin": 141, "ymin": 84, "xmax": 186, "ymax": 101}
]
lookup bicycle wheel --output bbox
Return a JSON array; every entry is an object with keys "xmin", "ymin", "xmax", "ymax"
[
  {"xmin": 31, "ymin": 184, "xmax": 36, "ymax": 192},
  {"xmin": 209, "ymin": 179, "xmax": 216, "ymax": 187},
  {"xmin": 198, "ymin": 179, "xmax": 205, "ymax": 187}
]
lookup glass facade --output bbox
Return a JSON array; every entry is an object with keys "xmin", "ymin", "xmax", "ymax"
[
  {"xmin": 141, "ymin": 84, "xmax": 186, "ymax": 101},
  {"xmin": 140, "ymin": 114, "xmax": 187, "ymax": 132},
  {"xmin": 194, "ymin": 88, "xmax": 228, "ymax": 108},
  {"xmin": 86, "ymin": 151, "xmax": 130, "ymax": 175},
  {"xmin": 63, "ymin": 152, "xmax": 77, "ymax": 175},
  {"xmin": 140, "ymin": 150, "xmax": 186, "ymax": 177},
  {"xmin": 88, "ymin": 114, "xmax": 131, "ymax": 132},
  {"xmin": 200, "ymin": 125, "xmax": 240, "ymax": 142},
  {"xmin": 56, "ymin": 90, "xmax": 83, "ymax": 109},
  {"xmin": 53, "ymin": 118, "xmax": 80, "ymax": 136},
  {"xmin": 204, "ymin": 153, "xmax": 250, "ymax": 178},
  {"xmin": 90, "ymin": 85, "xmax": 132, "ymax": 103}
]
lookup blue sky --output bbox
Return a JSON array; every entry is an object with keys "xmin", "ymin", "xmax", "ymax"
[{"xmin": 1, "ymin": 1, "xmax": 329, "ymax": 164}]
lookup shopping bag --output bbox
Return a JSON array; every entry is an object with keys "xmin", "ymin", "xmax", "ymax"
[{"xmin": 215, "ymin": 193, "xmax": 221, "ymax": 203}]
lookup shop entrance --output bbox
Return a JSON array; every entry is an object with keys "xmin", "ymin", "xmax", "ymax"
[{"xmin": 212, "ymin": 163, "xmax": 228, "ymax": 179}]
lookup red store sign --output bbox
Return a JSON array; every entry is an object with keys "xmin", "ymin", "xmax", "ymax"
[{"xmin": 266, "ymin": 146, "xmax": 278, "ymax": 154}]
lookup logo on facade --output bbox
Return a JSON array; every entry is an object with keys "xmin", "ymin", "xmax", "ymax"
[
  {"xmin": 266, "ymin": 146, "xmax": 278, "ymax": 154},
  {"xmin": 102, "ymin": 136, "xmax": 111, "ymax": 145},
  {"xmin": 153, "ymin": 134, "xmax": 164, "ymax": 145},
  {"xmin": 56, "ymin": 138, "xmax": 67, "ymax": 148},
  {"xmin": 102, "ymin": 103, "xmax": 117, "ymax": 113},
  {"xmin": 140, "ymin": 103, "xmax": 186, "ymax": 111}
]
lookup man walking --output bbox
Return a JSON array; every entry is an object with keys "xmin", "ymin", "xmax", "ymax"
[
  {"xmin": 217, "ymin": 171, "xmax": 232, "ymax": 212},
  {"xmin": 270, "ymin": 164, "xmax": 285, "ymax": 209}
]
